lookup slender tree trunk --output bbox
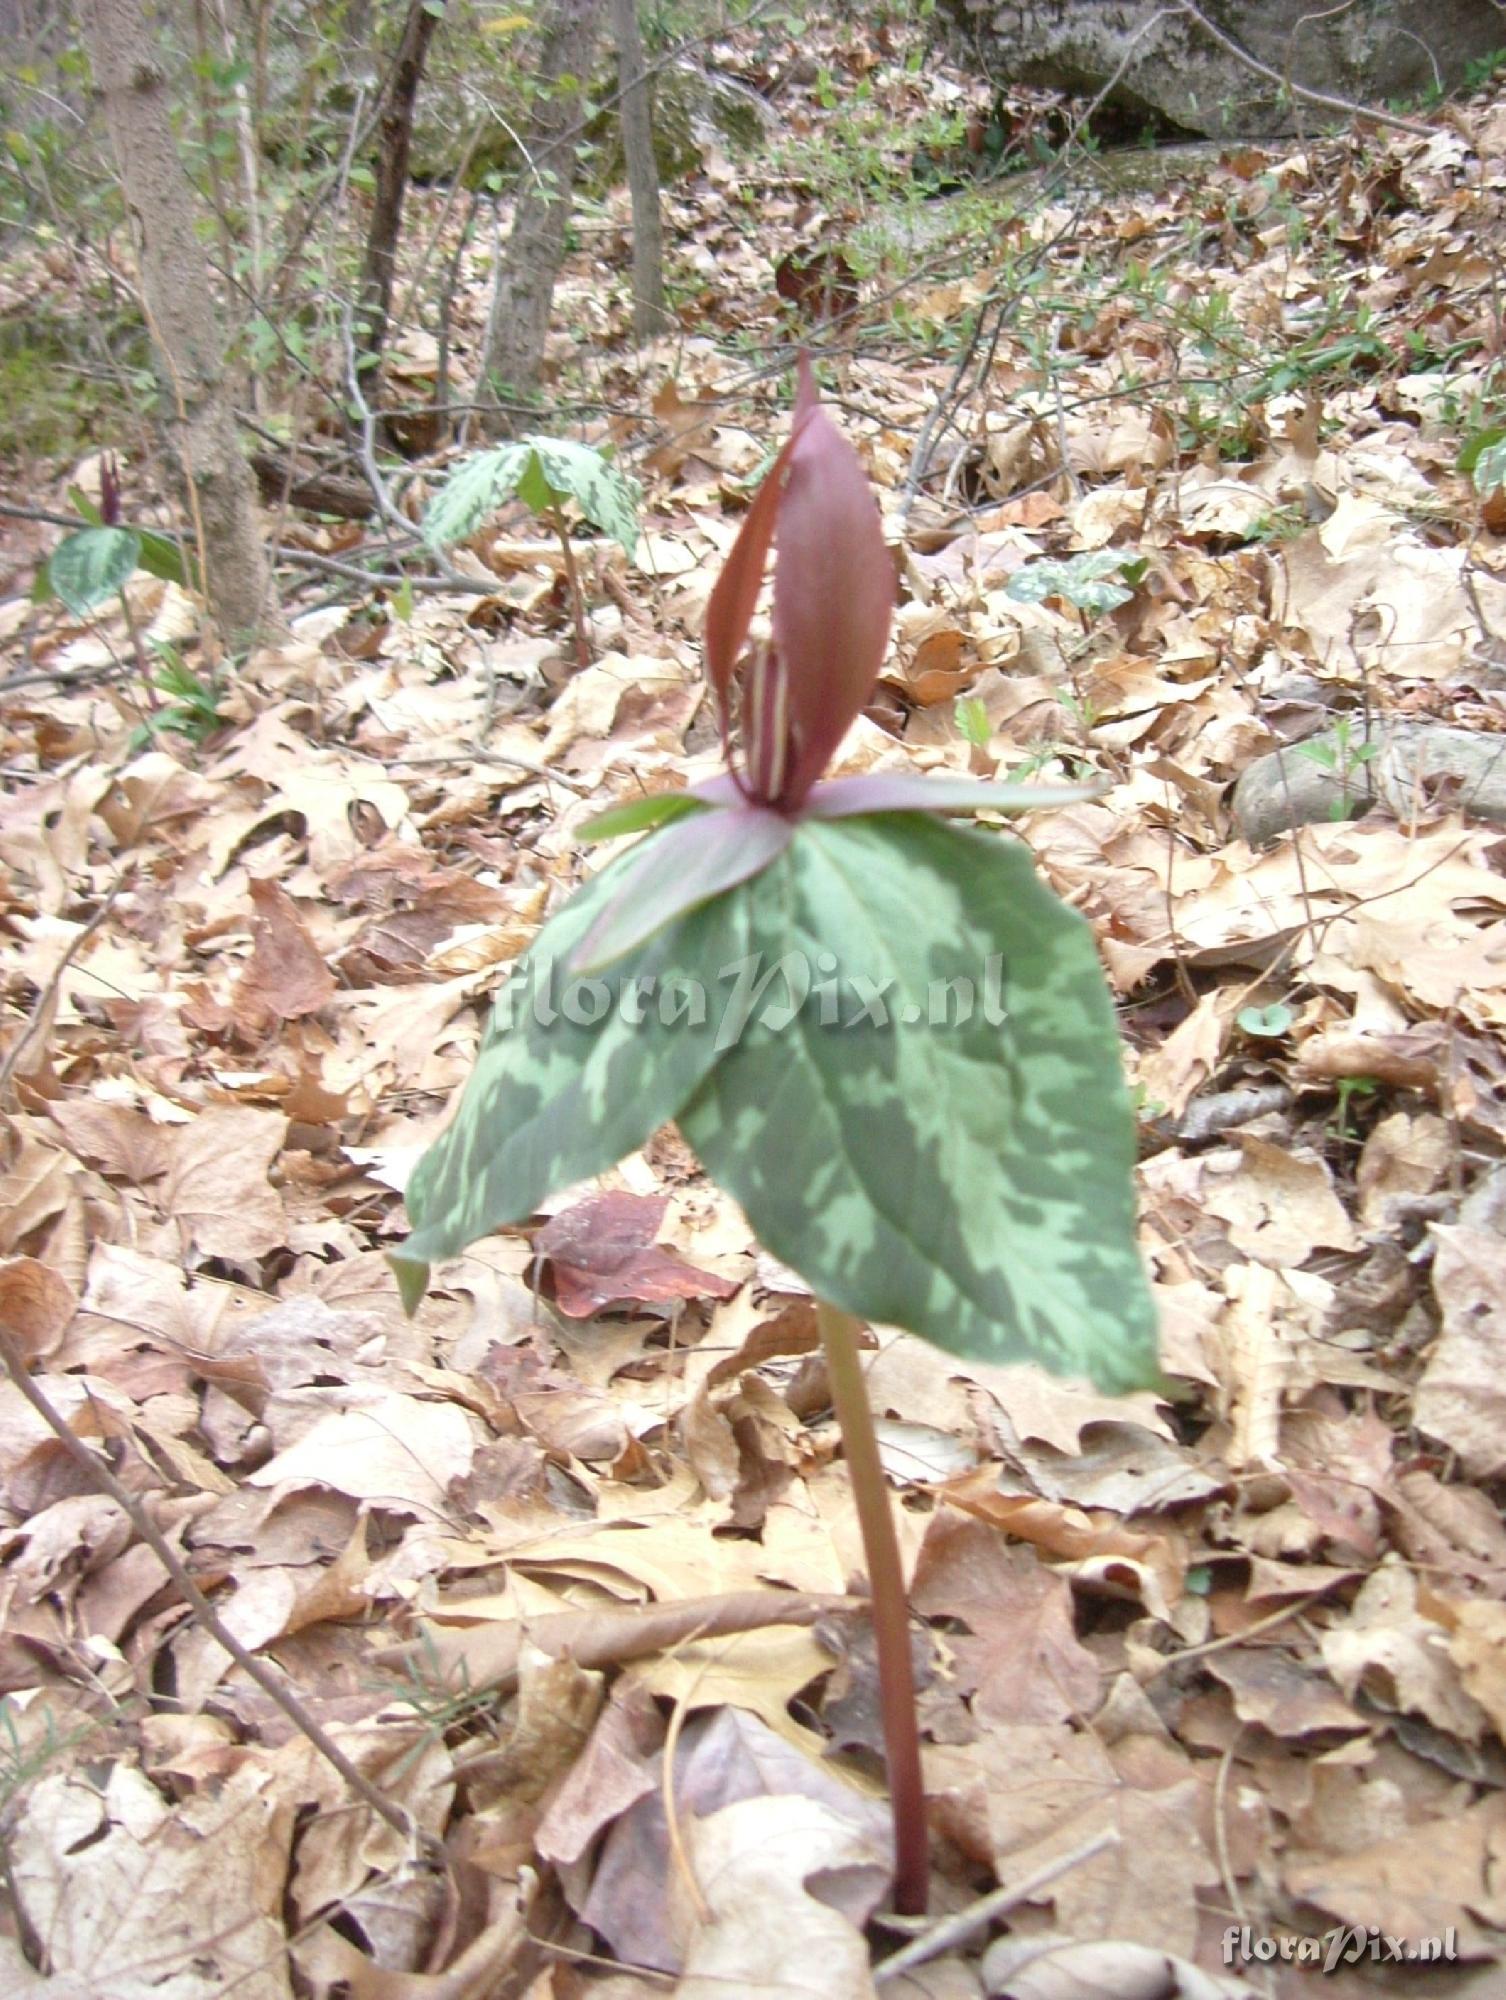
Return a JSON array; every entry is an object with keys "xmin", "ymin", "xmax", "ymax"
[
  {"xmin": 82, "ymin": 0, "xmax": 278, "ymax": 648},
  {"xmin": 479, "ymin": 0, "xmax": 605, "ymax": 424},
  {"xmin": 355, "ymin": 0, "xmax": 441, "ymax": 372},
  {"xmin": 610, "ymin": 0, "xmax": 666, "ymax": 344}
]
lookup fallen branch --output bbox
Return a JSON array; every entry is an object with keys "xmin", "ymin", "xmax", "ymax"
[{"xmin": 874, "ymin": 1830, "xmax": 1122, "ymax": 1982}]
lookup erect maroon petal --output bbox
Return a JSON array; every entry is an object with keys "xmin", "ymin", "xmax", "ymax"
[
  {"xmin": 702, "ymin": 421, "xmax": 804, "ymax": 752},
  {"xmin": 743, "ymin": 641, "xmax": 790, "ymax": 804},
  {"xmin": 771, "ymin": 355, "xmax": 893, "ymax": 807}
]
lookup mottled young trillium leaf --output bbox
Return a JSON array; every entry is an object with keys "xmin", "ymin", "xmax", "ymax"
[{"xmin": 395, "ymin": 360, "xmax": 1159, "ymax": 1394}]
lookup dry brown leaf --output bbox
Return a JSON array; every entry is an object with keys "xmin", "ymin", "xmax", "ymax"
[
  {"xmin": 672, "ymin": 1794, "xmax": 885, "ymax": 2000},
  {"xmin": 232, "ymin": 876, "xmax": 337, "ymax": 1037},
  {"xmin": 1204, "ymin": 1136, "xmax": 1358, "ymax": 1266},
  {"xmin": 1320, "ymin": 1560, "xmax": 1488, "ymax": 1741},
  {"xmin": 247, "ymin": 1392, "xmax": 479, "ymax": 1518},
  {"xmin": 927, "ymin": 1722, "xmax": 1216, "ymax": 1960},
  {"xmin": 8, "ymin": 1761, "xmax": 292, "ymax": 1999},
  {"xmin": 912, "ymin": 1507, "xmax": 1100, "ymax": 1726},
  {"xmin": 0, "ymin": 1255, "xmax": 76, "ymax": 1363},
  {"xmin": 1414, "ymin": 1225, "xmax": 1506, "ymax": 1478}
]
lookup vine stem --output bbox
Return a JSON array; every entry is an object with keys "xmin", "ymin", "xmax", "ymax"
[{"xmin": 818, "ymin": 1301, "xmax": 929, "ymax": 1916}]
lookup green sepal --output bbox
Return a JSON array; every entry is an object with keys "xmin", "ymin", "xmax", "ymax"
[{"xmin": 578, "ymin": 792, "xmax": 710, "ymax": 842}]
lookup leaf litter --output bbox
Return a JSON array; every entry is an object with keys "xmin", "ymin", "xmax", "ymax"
[{"xmin": 4, "ymin": 15, "xmax": 1506, "ymax": 1997}]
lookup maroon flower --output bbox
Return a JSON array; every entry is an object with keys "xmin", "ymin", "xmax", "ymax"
[
  {"xmin": 705, "ymin": 353, "xmax": 894, "ymax": 811},
  {"xmin": 571, "ymin": 358, "xmax": 1099, "ymax": 973}
]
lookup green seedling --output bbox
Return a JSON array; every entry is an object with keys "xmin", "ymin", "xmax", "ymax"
[
  {"xmin": 953, "ymin": 694, "xmax": 991, "ymax": 751},
  {"xmin": 1297, "ymin": 717, "xmax": 1380, "ymax": 820},
  {"xmin": 1237, "ymin": 1002, "xmax": 1294, "ymax": 1039},
  {"xmin": 1329, "ymin": 1073, "xmax": 1380, "ymax": 1144},
  {"xmin": 423, "ymin": 433, "xmax": 639, "ymax": 665},
  {"xmin": 394, "ymin": 359, "xmax": 1159, "ymax": 1917}
]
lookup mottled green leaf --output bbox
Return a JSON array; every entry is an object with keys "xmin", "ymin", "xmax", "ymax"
[
  {"xmin": 678, "ymin": 815, "xmax": 1159, "ymax": 1393},
  {"xmin": 516, "ymin": 438, "xmax": 640, "ymax": 555},
  {"xmin": 48, "ymin": 526, "xmax": 141, "ymax": 617},
  {"xmin": 1006, "ymin": 549, "xmax": 1138, "ymax": 615},
  {"xmin": 395, "ymin": 848, "xmax": 751, "ymax": 1295},
  {"xmin": 423, "ymin": 435, "xmax": 640, "ymax": 555},
  {"xmin": 421, "ymin": 444, "xmax": 530, "ymax": 548}
]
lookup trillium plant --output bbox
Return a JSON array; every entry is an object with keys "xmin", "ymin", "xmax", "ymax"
[{"xmin": 395, "ymin": 357, "xmax": 1159, "ymax": 1915}]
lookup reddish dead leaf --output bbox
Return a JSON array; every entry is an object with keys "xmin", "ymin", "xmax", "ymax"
[
  {"xmin": 232, "ymin": 877, "xmax": 335, "ymax": 1038},
  {"xmin": 534, "ymin": 1192, "xmax": 741, "ymax": 1317},
  {"xmin": 773, "ymin": 245, "xmax": 858, "ymax": 324},
  {"xmin": 0, "ymin": 1256, "xmax": 76, "ymax": 1364}
]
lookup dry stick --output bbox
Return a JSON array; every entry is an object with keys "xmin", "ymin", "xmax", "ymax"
[
  {"xmin": 0, "ymin": 1328, "xmax": 424, "ymax": 1853},
  {"xmin": 818, "ymin": 1302, "xmax": 929, "ymax": 1917},
  {"xmin": 873, "ymin": 1829, "xmax": 1121, "ymax": 1984},
  {"xmin": 1171, "ymin": 0, "xmax": 1438, "ymax": 139},
  {"xmin": 0, "ymin": 875, "xmax": 125, "ymax": 1106}
]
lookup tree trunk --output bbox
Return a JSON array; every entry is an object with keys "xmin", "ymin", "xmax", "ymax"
[
  {"xmin": 610, "ymin": 0, "xmax": 666, "ymax": 345},
  {"xmin": 479, "ymin": 0, "xmax": 605, "ymax": 423},
  {"xmin": 82, "ymin": 0, "xmax": 278, "ymax": 649},
  {"xmin": 355, "ymin": 0, "xmax": 442, "ymax": 372}
]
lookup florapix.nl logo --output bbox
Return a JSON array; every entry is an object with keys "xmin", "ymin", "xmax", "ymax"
[{"xmin": 492, "ymin": 948, "xmax": 1011, "ymax": 1051}]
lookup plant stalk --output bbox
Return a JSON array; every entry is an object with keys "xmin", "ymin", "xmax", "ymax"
[
  {"xmin": 818, "ymin": 1301, "xmax": 929, "ymax": 1916},
  {"xmin": 550, "ymin": 504, "xmax": 592, "ymax": 667}
]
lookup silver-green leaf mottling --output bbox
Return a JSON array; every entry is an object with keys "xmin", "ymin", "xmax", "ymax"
[
  {"xmin": 679, "ymin": 816, "xmax": 1159, "ymax": 1392},
  {"xmin": 394, "ymin": 844, "xmax": 749, "ymax": 1301},
  {"xmin": 396, "ymin": 811, "xmax": 1159, "ymax": 1394}
]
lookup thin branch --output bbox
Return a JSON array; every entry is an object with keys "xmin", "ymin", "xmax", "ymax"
[
  {"xmin": 0, "ymin": 1328, "xmax": 428, "ymax": 1854},
  {"xmin": 874, "ymin": 1830, "xmax": 1121, "ymax": 1983},
  {"xmin": 1172, "ymin": 0, "xmax": 1439, "ymax": 138}
]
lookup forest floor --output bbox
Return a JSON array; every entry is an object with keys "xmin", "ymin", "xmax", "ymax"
[{"xmin": 4, "ymin": 11, "xmax": 1506, "ymax": 1998}]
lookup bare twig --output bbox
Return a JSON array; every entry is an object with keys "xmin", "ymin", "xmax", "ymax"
[
  {"xmin": 874, "ymin": 1830, "xmax": 1122, "ymax": 1982},
  {"xmin": 1172, "ymin": 0, "xmax": 1439, "ymax": 138},
  {"xmin": 0, "ymin": 876, "xmax": 125, "ymax": 1106},
  {"xmin": 0, "ymin": 1328, "xmax": 427, "ymax": 1854}
]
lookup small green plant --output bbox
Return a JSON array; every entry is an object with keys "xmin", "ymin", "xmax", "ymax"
[
  {"xmin": 1297, "ymin": 716, "xmax": 1380, "ymax": 819},
  {"xmin": 1237, "ymin": 1001, "xmax": 1294, "ymax": 1039},
  {"xmin": 41, "ymin": 461, "xmax": 188, "ymax": 620},
  {"xmin": 953, "ymin": 694, "xmax": 991, "ymax": 750},
  {"xmin": 1005, "ymin": 547, "xmax": 1144, "ymax": 617},
  {"xmin": 1244, "ymin": 504, "xmax": 1307, "ymax": 547},
  {"xmin": 394, "ymin": 361, "xmax": 1158, "ymax": 1917},
  {"xmin": 1460, "ymin": 423, "xmax": 1506, "ymax": 502},
  {"xmin": 422, "ymin": 434, "xmax": 639, "ymax": 665},
  {"xmin": 1329, "ymin": 1074, "xmax": 1380, "ymax": 1144},
  {"xmin": 129, "ymin": 642, "xmax": 224, "ymax": 750}
]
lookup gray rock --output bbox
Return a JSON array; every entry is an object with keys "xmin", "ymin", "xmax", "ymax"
[
  {"xmin": 1232, "ymin": 720, "xmax": 1506, "ymax": 844},
  {"xmin": 941, "ymin": 1, "xmax": 1503, "ymax": 139}
]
